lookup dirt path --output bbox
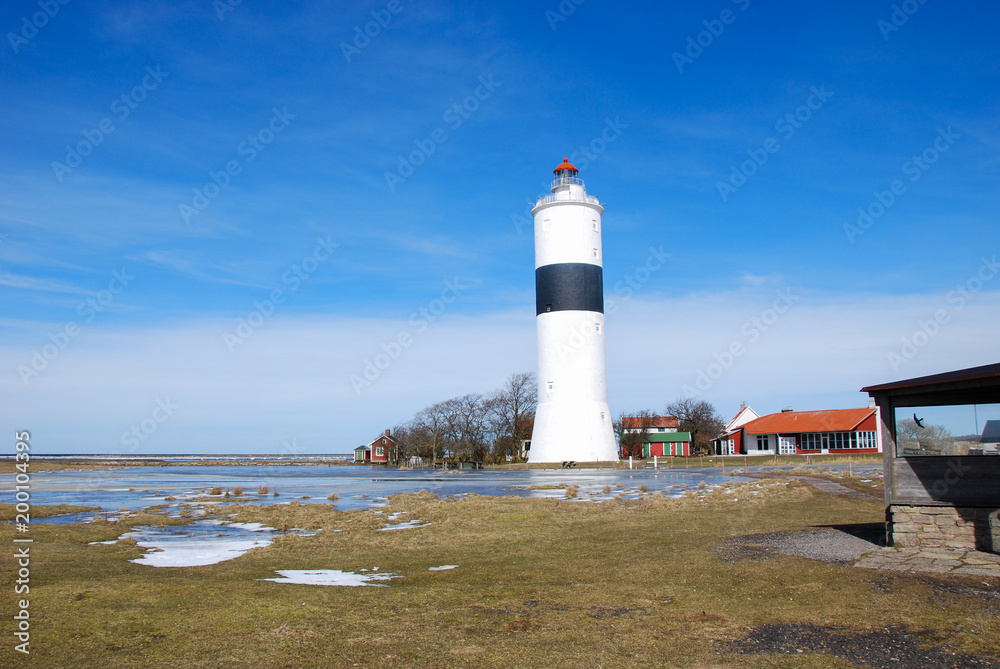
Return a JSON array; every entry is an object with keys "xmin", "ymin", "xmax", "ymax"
[{"xmin": 742, "ymin": 472, "xmax": 877, "ymax": 498}]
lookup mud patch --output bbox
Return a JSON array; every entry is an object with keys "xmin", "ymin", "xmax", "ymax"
[{"xmin": 724, "ymin": 623, "xmax": 1000, "ymax": 668}]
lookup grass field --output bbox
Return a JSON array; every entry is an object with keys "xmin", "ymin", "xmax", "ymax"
[{"xmin": 2, "ymin": 477, "xmax": 997, "ymax": 667}]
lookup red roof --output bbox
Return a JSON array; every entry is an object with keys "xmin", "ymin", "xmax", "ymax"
[
  {"xmin": 553, "ymin": 157, "xmax": 578, "ymax": 173},
  {"xmin": 622, "ymin": 416, "xmax": 679, "ymax": 430},
  {"xmin": 741, "ymin": 408, "xmax": 875, "ymax": 435}
]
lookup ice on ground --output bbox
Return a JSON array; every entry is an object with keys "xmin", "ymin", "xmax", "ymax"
[
  {"xmin": 226, "ymin": 522, "xmax": 276, "ymax": 532},
  {"xmin": 261, "ymin": 569, "xmax": 401, "ymax": 586},
  {"xmin": 88, "ymin": 540, "xmax": 118, "ymax": 545},
  {"xmin": 127, "ymin": 534, "xmax": 270, "ymax": 567},
  {"xmin": 429, "ymin": 565, "xmax": 458, "ymax": 571},
  {"xmin": 118, "ymin": 520, "xmax": 280, "ymax": 567},
  {"xmin": 377, "ymin": 520, "xmax": 431, "ymax": 531}
]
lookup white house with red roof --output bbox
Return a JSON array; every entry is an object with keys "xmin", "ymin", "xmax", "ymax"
[
  {"xmin": 731, "ymin": 407, "xmax": 882, "ymax": 455},
  {"xmin": 713, "ymin": 403, "xmax": 760, "ymax": 455}
]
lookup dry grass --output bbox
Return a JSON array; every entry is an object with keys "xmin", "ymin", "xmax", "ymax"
[
  {"xmin": 233, "ymin": 487, "xmax": 244, "ymax": 496},
  {"xmin": 0, "ymin": 503, "xmax": 99, "ymax": 520},
  {"xmin": 209, "ymin": 487, "xmax": 222, "ymax": 496},
  {"xmin": 2, "ymin": 482, "xmax": 997, "ymax": 668},
  {"xmin": 257, "ymin": 485, "xmax": 268, "ymax": 495},
  {"xmin": 327, "ymin": 493, "xmax": 339, "ymax": 501}
]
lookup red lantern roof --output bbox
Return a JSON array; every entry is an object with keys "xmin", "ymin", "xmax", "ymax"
[{"xmin": 553, "ymin": 157, "xmax": 578, "ymax": 173}]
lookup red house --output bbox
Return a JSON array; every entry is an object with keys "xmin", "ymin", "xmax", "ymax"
[
  {"xmin": 732, "ymin": 407, "xmax": 882, "ymax": 455},
  {"xmin": 354, "ymin": 429, "xmax": 398, "ymax": 463}
]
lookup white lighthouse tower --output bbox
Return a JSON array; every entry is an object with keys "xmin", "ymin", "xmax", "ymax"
[{"xmin": 528, "ymin": 158, "xmax": 618, "ymax": 463}]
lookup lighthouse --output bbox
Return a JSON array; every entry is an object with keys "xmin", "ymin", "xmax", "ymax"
[{"xmin": 528, "ymin": 158, "xmax": 618, "ymax": 463}]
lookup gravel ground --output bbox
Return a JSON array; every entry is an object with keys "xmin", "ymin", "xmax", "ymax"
[
  {"xmin": 724, "ymin": 623, "xmax": 1000, "ymax": 668},
  {"xmin": 713, "ymin": 524, "xmax": 885, "ymax": 564}
]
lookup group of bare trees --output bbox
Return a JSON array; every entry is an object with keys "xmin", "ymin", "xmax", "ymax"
[
  {"xmin": 393, "ymin": 380, "xmax": 726, "ymax": 463},
  {"xmin": 392, "ymin": 372, "xmax": 537, "ymax": 464}
]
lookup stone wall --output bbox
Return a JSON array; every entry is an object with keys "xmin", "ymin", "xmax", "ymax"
[{"xmin": 890, "ymin": 505, "xmax": 1000, "ymax": 553}]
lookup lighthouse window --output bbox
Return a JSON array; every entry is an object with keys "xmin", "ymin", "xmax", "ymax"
[
  {"xmin": 595, "ymin": 323, "xmax": 601, "ymax": 334},
  {"xmin": 592, "ymin": 221, "xmax": 599, "ymax": 231},
  {"xmin": 545, "ymin": 304, "xmax": 552, "ymax": 312},
  {"xmin": 592, "ymin": 248, "xmax": 598, "ymax": 258},
  {"xmin": 546, "ymin": 381, "xmax": 554, "ymax": 392}
]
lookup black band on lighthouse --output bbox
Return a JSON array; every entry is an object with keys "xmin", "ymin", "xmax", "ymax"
[{"xmin": 535, "ymin": 263, "xmax": 604, "ymax": 315}]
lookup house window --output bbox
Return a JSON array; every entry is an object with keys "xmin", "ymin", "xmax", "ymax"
[
  {"xmin": 756, "ymin": 435, "xmax": 770, "ymax": 450},
  {"xmin": 375, "ymin": 446, "xmax": 384, "ymax": 457}
]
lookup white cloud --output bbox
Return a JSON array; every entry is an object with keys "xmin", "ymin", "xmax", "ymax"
[{"xmin": 3, "ymin": 288, "xmax": 998, "ymax": 454}]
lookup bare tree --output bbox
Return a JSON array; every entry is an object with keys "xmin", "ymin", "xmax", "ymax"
[
  {"xmin": 665, "ymin": 398, "xmax": 724, "ymax": 455},
  {"xmin": 896, "ymin": 418, "xmax": 951, "ymax": 455},
  {"xmin": 487, "ymin": 372, "xmax": 536, "ymax": 462},
  {"xmin": 398, "ymin": 372, "xmax": 537, "ymax": 466},
  {"xmin": 410, "ymin": 401, "xmax": 451, "ymax": 465}
]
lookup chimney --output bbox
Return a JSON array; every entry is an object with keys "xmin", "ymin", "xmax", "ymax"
[
  {"xmin": 781, "ymin": 406, "xmax": 795, "ymax": 413},
  {"xmin": 385, "ymin": 429, "xmax": 390, "ymax": 436},
  {"xmin": 740, "ymin": 402, "xmax": 746, "ymax": 410}
]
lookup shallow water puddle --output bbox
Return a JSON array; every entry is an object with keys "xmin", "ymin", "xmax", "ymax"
[{"xmin": 261, "ymin": 569, "xmax": 401, "ymax": 586}]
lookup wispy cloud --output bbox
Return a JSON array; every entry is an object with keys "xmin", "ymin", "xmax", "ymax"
[{"xmin": 0, "ymin": 271, "xmax": 91, "ymax": 295}]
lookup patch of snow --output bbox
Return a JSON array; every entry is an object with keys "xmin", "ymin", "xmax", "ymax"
[
  {"xmin": 429, "ymin": 565, "xmax": 458, "ymax": 571},
  {"xmin": 88, "ymin": 540, "xmax": 118, "ymax": 545},
  {"xmin": 262, "ymin": 570, "xmax": 401, "ymax": 587},
  {"xmin": 226, "ymin": 522, "xmax": 276, "ymax": 532},
  {"xmin": 127, "ymin": 535, "xmax": 270, "ymax": 567},
  {"xmin": 377, "ymin": 520, "xmax": 432, "ymax": 531}
]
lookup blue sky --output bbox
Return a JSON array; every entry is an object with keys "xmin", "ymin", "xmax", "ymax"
[{"xmin": 2, "ymin": 0, "xmax": 998, "ymax": 453}]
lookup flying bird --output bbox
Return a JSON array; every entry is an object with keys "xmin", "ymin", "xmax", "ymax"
[{"xmin": 913, "ymin": 414, "xmax": 925, "ymax": 428}]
